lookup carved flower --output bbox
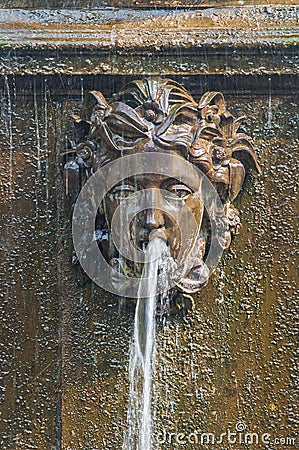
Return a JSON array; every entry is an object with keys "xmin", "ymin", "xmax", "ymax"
[
  {"xmin": 75, "ymin": 141, "xmax": 95, "ymax": 161},
  {"xmin": 198, "ymin": 92, "xmax": 226, "ymax": 128},
  {"xmin": 143, "ymin": 101, "xmax": 165, "ymax": 124},
  {"xmin": 224, "ymin": 203, "xmax": 241, "ymax": 234},
  {"xmin": 212, "ymin": 145, "xmax": 230, "ymax": 165}
]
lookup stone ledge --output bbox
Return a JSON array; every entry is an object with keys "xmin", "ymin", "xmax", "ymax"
[
  {"xmin": 1, "ymin": 47, "xmax": 298, "ymax": 77},
  {"xmin": 1, "ymin": 1, "xmax": 299, "ymax": 8},
  {"xmin": 0, "ymin": 6, "xmax": 298, "ymax": 76}
]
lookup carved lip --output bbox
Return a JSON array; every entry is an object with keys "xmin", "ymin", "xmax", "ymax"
[
  {"xmin": 138, "ymin": 227, "xmax": 169, "ymax": 252},
  {"xmin": 149, "ymin": 229, "xmax": 167, "ymax": 242}
]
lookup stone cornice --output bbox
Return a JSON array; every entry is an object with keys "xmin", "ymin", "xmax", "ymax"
[{"xmin": 0, "ymin": 6, "xmax": 298, "ymax": 76}]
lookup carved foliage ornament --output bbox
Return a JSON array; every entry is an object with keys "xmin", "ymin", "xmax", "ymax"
[{"xmin": 64, "ymin": 78, "xmax": 261, "ymax": 303}]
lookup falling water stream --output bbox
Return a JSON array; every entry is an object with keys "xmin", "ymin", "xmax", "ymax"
[{"xmin": 124, "ymin": 236, "xmax": 169, "ymax": 450}]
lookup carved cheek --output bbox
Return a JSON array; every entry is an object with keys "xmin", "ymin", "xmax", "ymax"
[
  {"xmin": 185, "ymin": 194, "xmax": 204, "ymax": 227},
  {"xmin": 103, "ymin": 196, "xmax": 118, "ymax": 227}
]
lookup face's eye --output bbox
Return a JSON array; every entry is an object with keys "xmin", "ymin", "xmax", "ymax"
[
  {"xmin": 165, "ymin": 184, "xmax": 194, "ymax": 201},
  {"xmin": 110, "ymin": 184, "xmax": 136, "ymax": 201}
]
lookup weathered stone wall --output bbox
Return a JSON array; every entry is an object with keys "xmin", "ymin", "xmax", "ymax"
[
  {"xmin": 57, "ymin": 89, "xmax": 299, "ymax": 450},
  {"xmin": 0, "ymin": 81, "xmax": 60, "ymax": 449},
  {"xmin": 0, "ymin": 4, "xmax": 298, "ymax": 450}
]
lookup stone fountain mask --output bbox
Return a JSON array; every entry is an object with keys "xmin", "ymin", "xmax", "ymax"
[{"xmin": 64, "ymin": 78, "xmax": 261, "ymax": 303}]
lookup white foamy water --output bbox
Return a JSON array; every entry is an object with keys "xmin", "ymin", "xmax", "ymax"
[{"xmin": 124, "ymin": 236, "xmax": 169, "ymax": 450}]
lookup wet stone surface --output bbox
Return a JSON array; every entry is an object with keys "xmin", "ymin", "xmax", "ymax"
[
  {"xmin": 0, "ymin": 6, "xmax": 298, "ymax": 53},
  {"xmin": 0, "ymin": 75, "xmax": 298, "ymax": 449},
  {"xmin": 1, "ymin": 0, "xmax": 299, "ymax": 8},
  {"xmin": 0, "ymin": 80, "xmax": 59, "ymax": 448}
]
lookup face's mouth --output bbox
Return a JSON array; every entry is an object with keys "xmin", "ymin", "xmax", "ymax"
[
  {"xmin": 137, "ymin": 227, "xmax": 169, "ymax": 252},
  {"xmin": 149, "ymin": 229, "xmax": 167, "ymax": 242},
  {"xmin": 107, "ymin": 222, "xmax": 209, "ymax": 296}
]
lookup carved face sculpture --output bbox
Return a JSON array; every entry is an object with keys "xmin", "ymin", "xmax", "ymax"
[
  {"xmin": 104, "ymin": 151, "xmax": 204, "ymax": 259},
  {"xmin": 65, "ymin": 78, "xmax": 261, "ymax": 306}
]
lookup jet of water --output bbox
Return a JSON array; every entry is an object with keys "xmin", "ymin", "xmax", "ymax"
[{"xmin": 124, "ymin": 233, "xmax": 169, "ymax": 450}]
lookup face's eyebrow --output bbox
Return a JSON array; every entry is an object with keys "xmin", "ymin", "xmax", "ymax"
[
  {"xmin": 161, "ymin": 177, "xmax": 189, "ymax": 187},
  {"xmin": 112, "ymin": 184, "xmax": 136, "ymax": 191},
  {"xmin": 122, "ymin": 174, "xmax": 201, "ymax": 192},
  {"xmin": 109, "ymin": 169, "xmax": 201, "ymax": 193},
  {"xmin": 127, "ymin": 175, "xmax": 180, "ymax": 189}
]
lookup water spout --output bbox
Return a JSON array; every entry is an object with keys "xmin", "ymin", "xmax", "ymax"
[{"xmin": 124, "ymin": 236, "xmax": 168, "ymax": 450}]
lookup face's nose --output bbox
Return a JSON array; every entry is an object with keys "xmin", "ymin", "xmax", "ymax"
[
  {"xmin": 142, "ymin": 188, "xmax": 166, "ymax": 232},
  {"xmin": 145, "ymin": 208, "xmax": 165, "ymax": 231}
]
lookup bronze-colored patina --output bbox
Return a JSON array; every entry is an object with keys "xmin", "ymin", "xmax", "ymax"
[{"xmin": 64, "ymin": 78, "xmax": 261, "ymax": 307}]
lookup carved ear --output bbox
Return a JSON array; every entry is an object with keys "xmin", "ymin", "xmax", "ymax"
[
  {"xmin": 80, "ymin": 91, "xmax": 108, "ymax": 122},
  {"xmin": 198, "ymin": 92, "xmax": 226, "ymax": 117}
]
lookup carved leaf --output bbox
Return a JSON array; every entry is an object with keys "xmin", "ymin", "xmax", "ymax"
[
  {"xmin": 155, "ymin": 102, "xmax": 197, "ymax": 137},
  {"xmin": 198, "ymin": 91, "xmax": 226, "ymax": 117},
  {"xmin": 80, "ymin": 91, "xmax": 108, "ymax": 122},
  {"xmin": 232, "ymin": 116, "xmax": 246, "ymax": 134},
  {"xmin": 228, "ymin": 159, "xmax": 246, "ymax": 201},
  {"xmin": 107, "ymin": 102, "xmax": 149, "ymax": 137},
  {"xmin": 69, "ymin": 114, "xmax": 91, "ymax": 141},
  {"xmin": 231, "ymin": 142, "xmax": 262, "ymax": 175},
  {"xmin": 100, "ymin": 122, "xmax": 119, "ymax": 152}
]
